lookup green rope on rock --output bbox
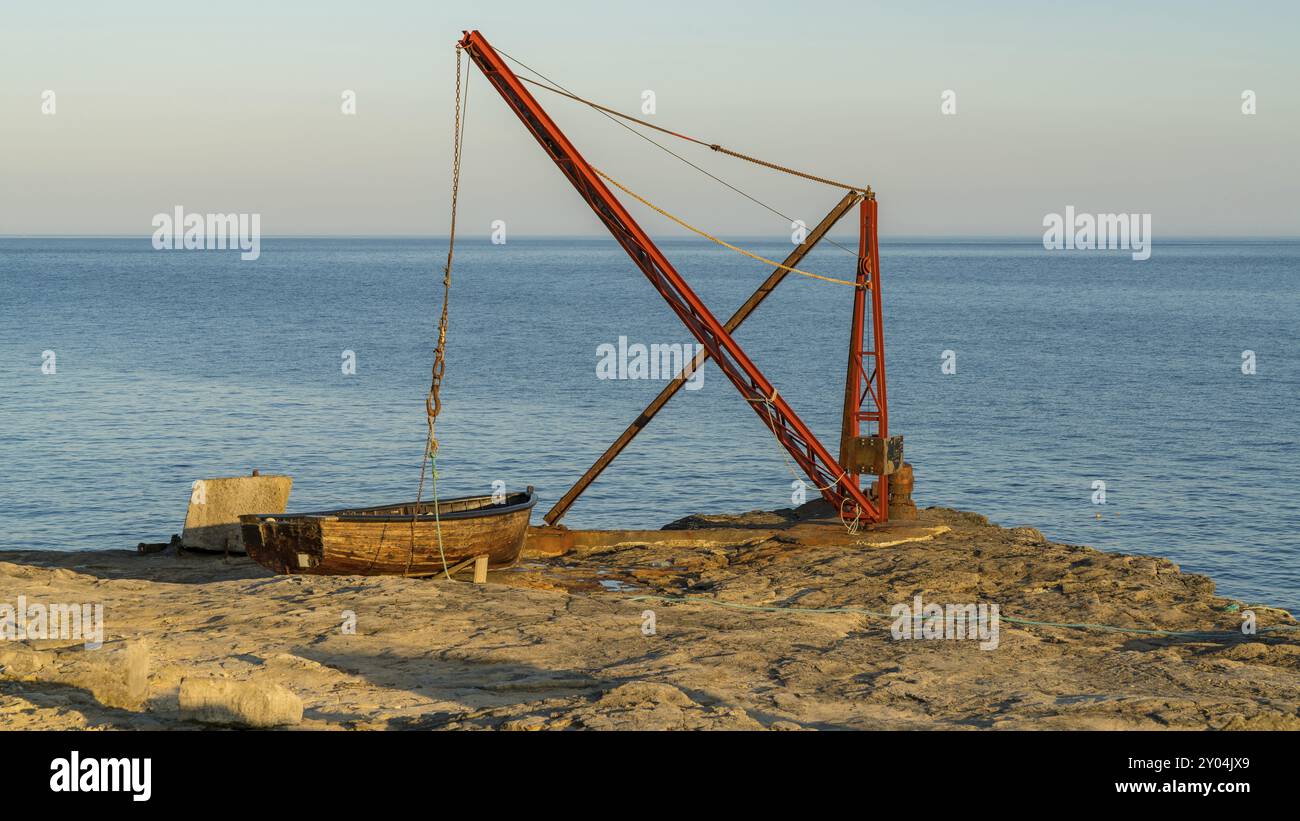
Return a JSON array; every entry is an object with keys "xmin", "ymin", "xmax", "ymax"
[
  {"xmin": 431, "ymin": 455, "xmax": 450, "ymax": 581},
  {"xmin": 626, "ymin": 594, "xmax": 1299, "ymax": 639}
]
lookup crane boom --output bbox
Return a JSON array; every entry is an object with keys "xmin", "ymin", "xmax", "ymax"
[{"xmin": 458, "ymin": 29, "xmax": 883, "ymax": 524}]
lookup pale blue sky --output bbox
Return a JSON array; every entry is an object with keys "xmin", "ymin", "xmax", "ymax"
[{"xmin": 2, "ymin": 1, "xmax": 1297, "ymax": 236}]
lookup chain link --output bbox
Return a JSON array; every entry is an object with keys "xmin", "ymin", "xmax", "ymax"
[{"xmin": 426, "ymin": 46, "xmax": 465, "ymax": 458}]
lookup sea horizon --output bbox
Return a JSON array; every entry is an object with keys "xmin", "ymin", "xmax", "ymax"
[{"xmin": 6, "ymin": 234, "xmax": 1300, "ymax": 242}]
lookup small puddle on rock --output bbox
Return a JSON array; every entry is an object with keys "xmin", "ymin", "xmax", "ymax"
[
  {"xmin": 503, "ymin": 560, "xmax": 644, "ymax": 594},
  {"xmin": 598, "ymin": 578, "xmax": 638, "ymax": 592}
]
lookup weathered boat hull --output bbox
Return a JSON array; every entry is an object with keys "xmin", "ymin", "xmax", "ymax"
[{"xmin": 238, "ymin": 488, "xmax": 537, "ymax": 576}]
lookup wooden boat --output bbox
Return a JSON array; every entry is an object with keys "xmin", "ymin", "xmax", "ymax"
[{"xmin": 238, "ymin": 487, "xmax": 537, "ymax": 576}]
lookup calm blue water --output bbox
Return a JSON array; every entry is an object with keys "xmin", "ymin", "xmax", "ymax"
[{"xmin": 2, "ymin": 237, "xmax": 1297, "ymax": 611}]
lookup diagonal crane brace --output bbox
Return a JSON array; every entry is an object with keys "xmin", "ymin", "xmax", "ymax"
[
  {"xmin": 459, "ymin": 30, "xmax": 884, "ymax": 525},
  {"xmin": 543, "ymin": 190, "xmax": 864, "ymax": 524}
]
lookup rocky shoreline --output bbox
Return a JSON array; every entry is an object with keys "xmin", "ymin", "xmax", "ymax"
[{"xmin": 2, "ymin": 505, "xmax": 1297, "ymax": 730}]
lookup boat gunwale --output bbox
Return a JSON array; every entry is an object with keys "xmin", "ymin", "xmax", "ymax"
[{"xmin": 243, "ymin": 489, "xmax": 538, "ymax": 524}]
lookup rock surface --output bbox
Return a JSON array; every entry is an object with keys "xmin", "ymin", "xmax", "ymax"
[
  {"xmin": 0, "ymin": 506, "xmax": 1296, "ymax": 730},
  {"xmin": 179, "ymin": 677, "xmax": 304, "ymax": 727},
  {"xmin": 0, "ymin": 639, "xmax": 148, "ymax": 711}
]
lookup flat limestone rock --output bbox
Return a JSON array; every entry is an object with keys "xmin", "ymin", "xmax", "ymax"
[
  {"xmin": 0, "ymin": 639, "xmax": 149, "ymax": 711},
  {"xmin": 182, "ymin": 474, "xmax": 291, "ymax": 553},
  {"xmin": 178, "ymin": 677, "xmax": 303, "ymax": 727}
]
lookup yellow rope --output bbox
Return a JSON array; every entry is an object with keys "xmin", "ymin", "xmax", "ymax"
[{"xmin": 592, "ymin": 167, "xmax": 861, "ymax": 288}]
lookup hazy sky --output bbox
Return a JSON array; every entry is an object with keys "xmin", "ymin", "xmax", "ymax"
[{"xmin": 2, "ymin": 1, "xmax": 1297, "ymax": 237}]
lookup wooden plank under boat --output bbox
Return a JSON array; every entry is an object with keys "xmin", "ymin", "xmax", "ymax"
[{"xmin": 238, "ymin": 487, "xmax": 537, "ymax": 576}]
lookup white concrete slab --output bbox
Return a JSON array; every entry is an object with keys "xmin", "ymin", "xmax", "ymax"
[{"xmin": 181, "ymin": 473, "xmax": 292, "ymax": 553}]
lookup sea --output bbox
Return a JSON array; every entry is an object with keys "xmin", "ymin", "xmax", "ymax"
[{"xmin": 2, "ymin": 236, "xmax": 1297, "ymax": 612}]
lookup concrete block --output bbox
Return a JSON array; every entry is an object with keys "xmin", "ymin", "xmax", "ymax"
[{"xmin": 182, "ymin": 472, "xmax": 291, "ymax": 553}]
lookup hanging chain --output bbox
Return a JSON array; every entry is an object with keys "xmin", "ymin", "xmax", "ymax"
[
  {"xmin": 426, "ymin": 45, "xmax": 466, "ymax": 458},
  {"xmin": 406, "ymin": 45, "xmax": 467, "ymax": 578}
]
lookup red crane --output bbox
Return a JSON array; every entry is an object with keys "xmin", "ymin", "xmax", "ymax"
[{"xmin": 457, "ymin": 30, "xmax": 899, "ymax": 526}]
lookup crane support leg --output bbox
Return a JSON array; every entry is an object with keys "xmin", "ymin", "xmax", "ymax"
[
  {"xmin": 543, "ymin": 190, "xmax": 865, "ymax": 525},
  {"xmin": 839, "ymin": 196, "xmax": 900, "ymax": 507},
  {"xmin": 459, "ymin": 30, "xmax": 882, "ymax": 524}
]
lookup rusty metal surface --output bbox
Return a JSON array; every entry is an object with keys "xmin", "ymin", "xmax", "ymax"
[{"xmin": 840, "ymin": 435, "xmax": 905, "ymax": 475}]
